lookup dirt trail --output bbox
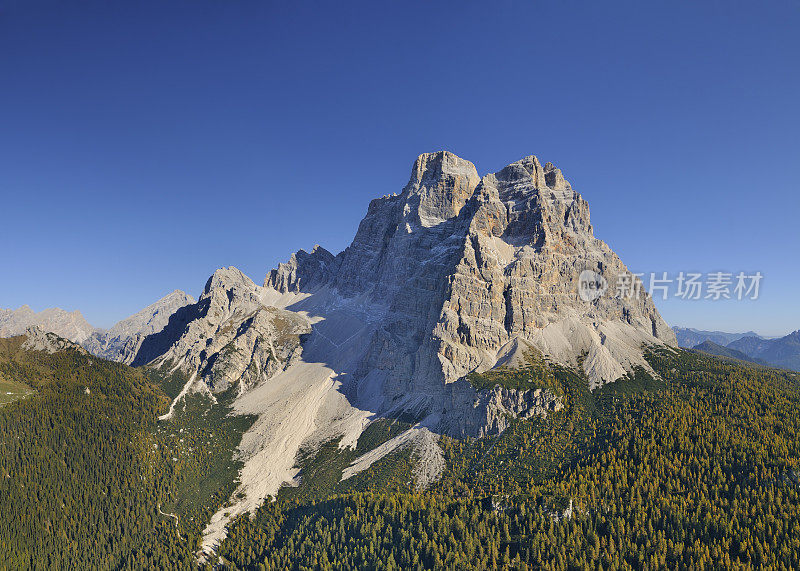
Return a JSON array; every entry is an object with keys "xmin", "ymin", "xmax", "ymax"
[{"xmin": 157, "ymin": 503, "xmax": 183, "ymax": 539}]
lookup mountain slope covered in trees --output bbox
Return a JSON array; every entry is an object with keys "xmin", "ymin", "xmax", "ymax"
[
  {"xmin": 2, "ymin": 335, "xmax": 800, "ymax": 569},
  {"xmin": 0, "ymin": 336, "xmax": 251, "ymax": 569},
  {"xmin": 218, "ymin": 349, "xmax": 800, "ymax": 570}
]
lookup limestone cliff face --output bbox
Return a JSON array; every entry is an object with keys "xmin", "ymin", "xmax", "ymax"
[
  {"xmin": 481, "ymin": 386, "xmax": 564, "ymax": 436},
  {"xmin": 330, "ymin": 151, "xmax": 480, "ymax": 299},
  {"xmin": 432, "ymin": 155, "xmax": 676, "ymax": 391},
  {"xmin": 136, "ymin": 151, "xmax": 678, "ymax": 551},
  {"xmin": 265, "ymin": 245, "xmax": 338, "ymax": 293}
]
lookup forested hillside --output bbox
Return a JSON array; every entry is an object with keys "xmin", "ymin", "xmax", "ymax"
[
  {"xmin": 0, "ymin": 337, "xmax": 250, "ymax": 569},
  {"xmin": 218, "ymin": 349, "xmax": 800, "ymax": 570},
  {"xmin": 2, "ymin": 336, "xmax": 800, "ymax": 570}
]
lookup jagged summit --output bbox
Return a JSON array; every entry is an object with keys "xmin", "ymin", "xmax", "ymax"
[
  {"xmin": 403, "ymin": 151, "xmax": 481, "ymax": 227},
  {"xmin": 409, "ymin": 151, "xmax": 477, "ymax": 183},
  {"xmin": 203, "ymin": 266, "xmax": 256, "ymax": 295},
  {"xmin": 266, "ymin": 246, "xmax": 337, "ymax": 293}
]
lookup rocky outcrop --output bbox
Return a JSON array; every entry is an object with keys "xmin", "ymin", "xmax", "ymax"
[
  {"xmin": 480, "ymin": 386, "xmax": 563, "ymax": 436},
  {"xmin": 0, "ymin": 306, "xmax": 96, "ymax": 344},
  {"xmin": 82, "ymin": 290, "xmax": 195, "ymax": 363},
  {"xmin": 22, "ymin": 326, "xmax": 88, "ymax": 354},
  {"xmin": 135, "ymin": 267, "xmax": 310, "ymax": 393},
  {"xmin": 266, "ymin": 245, "xmax": 338, "ymax": 293}
]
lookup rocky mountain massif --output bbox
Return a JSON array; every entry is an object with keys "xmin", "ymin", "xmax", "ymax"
[{"xmin": 125, "ymin": 151, "xmax": 677, "ymax": 554}]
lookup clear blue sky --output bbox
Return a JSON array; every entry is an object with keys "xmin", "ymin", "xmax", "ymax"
[{"xmin": 1, "ymin": 1, "xmax": 798, "ymax": 335}]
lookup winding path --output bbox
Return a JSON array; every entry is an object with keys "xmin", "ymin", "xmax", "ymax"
[{"xmin": 157, "ymin": 503, "xmax": 183, "ymax": 539}]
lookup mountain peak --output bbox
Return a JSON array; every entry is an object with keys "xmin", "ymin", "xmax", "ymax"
[
  {"xmin": 402, "ymin": 151, "xmax": 481, "ymax": 227},
  {"xmin": 408, "ymin": 151, "xmax": 478, "ymax": 185},
  {"xmin": 80, "ymin": 289, "xmax": 196, "ymax": 364},
  {"xmin": 266, "ymin": 245, "xmax": 337, "ymax": 293},
  {"xmin": 203, "ymin": 266, "xmax": 256, "ymax": 296},
  {"xmin": 137, "ymin": 151, "xmax": 680, "ymax": 548},
  {"xmin": 494, "ymin": 155, "xmax": 547, "ymax": 187},
  {"xmin": 267, "ymin": 151, "xmax": 673, "ymax": 391},
  {"xmin": 165, "ymin": 289, "xmax": 192, "ymax": 300},
  {"xmin": 491, "ymin": 155, "xmax": 570, "ymax": 192}
]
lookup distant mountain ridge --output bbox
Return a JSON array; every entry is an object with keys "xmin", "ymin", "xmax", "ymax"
[
  {"xmin": 690, "ymin": 340, "xmax": 767, "ymax": 366},
  {"xmin": 728, "ymin": 330, "xmax": 800, "ymax": 371},
  {"xmin": 676, "ymin": 326, "xmax": 800, "ymax": 372},
  {"xmin": 0, "ymin": 291, "xmax": 195, "ymax": 363},
  {"xmin": 673, "ymin": 327, "xmax": 762, "ymax": 349}
]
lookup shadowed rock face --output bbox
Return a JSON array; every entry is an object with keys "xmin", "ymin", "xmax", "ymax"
[
  {"xmin": 265, "ymin": 245, "xmax": 338, "ymax": 293},
  {"xmin": 0, "ymin": 292, "xmax": 196, "ymax": 364},
  {"xmin": 82, "ymin": 290, "xmax": 195, "ymax": 364}
]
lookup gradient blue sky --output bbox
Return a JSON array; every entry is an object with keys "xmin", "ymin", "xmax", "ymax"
[{"xmin": 1, "ymin": 1, "xmax": 798, "ymax": 335}]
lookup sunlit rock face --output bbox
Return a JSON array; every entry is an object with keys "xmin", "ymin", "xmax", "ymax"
[
  {"xmin": 133, "ymin": 267, "xmax": 310, "ymax": 394},
  {"xmin": 0, "ymin": 306, "xmax": 96, "ymax": 344}
]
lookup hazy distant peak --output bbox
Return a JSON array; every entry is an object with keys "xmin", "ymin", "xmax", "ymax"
[
  {"xmin": 0, "ymin": 305, "xmax": 96, "ymax": 344},
  {"xmin": 81, "ymin": 289, "xmax": 196, "ymax": 364}
]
